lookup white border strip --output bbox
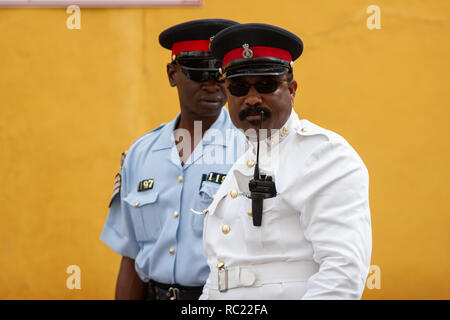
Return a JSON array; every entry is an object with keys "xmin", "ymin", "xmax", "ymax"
[{"xmin": 0, "ymin": 0, "xmax": 202, "ymax": 8}]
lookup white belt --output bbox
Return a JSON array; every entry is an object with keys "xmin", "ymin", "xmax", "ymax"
[{"xmin": 210, "ymin": 261, "xmax": 319, "ymax": 292}]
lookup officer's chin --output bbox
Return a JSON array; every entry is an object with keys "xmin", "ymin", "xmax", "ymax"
[
  {"xmin": 241, "ymin": 120, "xmax": 270, "ymax": 142},
  {"xmin": 247, "ymin": 115, "xmax": 270, "ymax": 129}
]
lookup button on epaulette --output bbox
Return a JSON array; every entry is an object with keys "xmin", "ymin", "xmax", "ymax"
[{"xmin": 297, "ymin": 125, "xmax": 311, "ymax": 136}]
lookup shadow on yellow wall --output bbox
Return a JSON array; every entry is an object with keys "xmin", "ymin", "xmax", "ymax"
[{"xmin": 0, "ymin": 0, "xmax": 449, "ymax": 299}]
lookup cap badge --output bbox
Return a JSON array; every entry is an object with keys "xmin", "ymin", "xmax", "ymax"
[{"xmin": 242, "ymin": 44, "xmax": 253, "ymax": 59}]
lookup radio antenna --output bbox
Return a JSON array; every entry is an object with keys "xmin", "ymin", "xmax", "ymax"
[{"xmin": 254, "ymin": 110, "xmax": 264, "ymax": 180}]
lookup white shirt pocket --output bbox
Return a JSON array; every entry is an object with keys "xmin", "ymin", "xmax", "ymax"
[{"xmin": 241, "ymin": 195, "xmax": 282, "ymax": 253}]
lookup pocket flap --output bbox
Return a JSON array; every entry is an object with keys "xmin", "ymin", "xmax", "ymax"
[
  {"xmin": 206, "ymin": 192, "xmax": 227, "ymax": 216},
  {"xmin": 123, "ymin": 192, "xmax": 159, "ymax": 208},
  {"xmin": 199, "ymin": 182, "xmax": 220, "ymax": 200}
]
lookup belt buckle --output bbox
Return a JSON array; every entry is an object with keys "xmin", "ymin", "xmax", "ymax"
[
  {"xmin": 217, "ymin": 266, "xmax": 228, "ymax": 292},
  {"xmin": 168, "ymin": 287, "xmax": 181, "ymax": 300}
]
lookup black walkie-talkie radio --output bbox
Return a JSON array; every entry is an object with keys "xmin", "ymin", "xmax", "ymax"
[{"xmin": 248, "ymin": 111, "xmax": 277, "ymax": 226}]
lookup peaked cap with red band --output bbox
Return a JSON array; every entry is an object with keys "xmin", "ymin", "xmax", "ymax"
[
  {"xmin": 210, "ymin": 23, "xmax": 303, "ymax": 79},
  {"xmin": 159, "ymin": 19, "xmax": 239, "ymax": 61}
]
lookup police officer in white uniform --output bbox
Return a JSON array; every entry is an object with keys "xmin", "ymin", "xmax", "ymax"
[
  {"xmin": 100, "ymin": 19, "xmax": 246, "ymax": 300},
  {"xmin": 200, "ymin": 23, "xmax": 372, "ymax": 300}
]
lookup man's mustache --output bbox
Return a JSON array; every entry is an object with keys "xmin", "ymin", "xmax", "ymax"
[{"xmin": 238, "ymin": 106, "xmax": 272, "ymax": 121}]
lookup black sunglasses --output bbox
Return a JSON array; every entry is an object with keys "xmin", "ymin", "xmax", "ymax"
[
  {"xmin": 179, "ymin": 66, "xmax": 225, "ymax": 83},
  {"xmin": 175, "ymin": 58, "xmax": 224, "ymax": 83},
  {"xmin": 227, "ymin": 79, "xmax": 286, "ymax": 97}
]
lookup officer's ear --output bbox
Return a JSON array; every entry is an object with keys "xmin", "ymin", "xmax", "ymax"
[
  {"xmin": 167, "ymin": 63, "xmax": 177, "ymax": 87},
  {"xmin": 288, "ymin": 78, "xmax": 298, "ymax": 102}
]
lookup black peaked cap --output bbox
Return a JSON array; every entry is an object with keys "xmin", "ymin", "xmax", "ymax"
[
  {"xmin": 211, "ymin": 23, "xmax": 303, "ymax": 63},
  {"xmin": 159, "ymin": 19, "xmax": 239, "ymax": 50}
]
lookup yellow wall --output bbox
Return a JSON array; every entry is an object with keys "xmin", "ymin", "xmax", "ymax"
[{"xmin": 0, "ymin": 0, "xmax": 449, "ymax": 299}]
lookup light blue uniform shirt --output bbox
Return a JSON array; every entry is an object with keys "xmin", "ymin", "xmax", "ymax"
[{"xmin": 101, "ymin": 108, "xmax": 245, "ymax": 286}]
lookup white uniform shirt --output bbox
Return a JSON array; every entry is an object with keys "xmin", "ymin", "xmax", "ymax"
[{"xmin": 200, "ymin": 109, "xmax": 372, "ymax": 299}]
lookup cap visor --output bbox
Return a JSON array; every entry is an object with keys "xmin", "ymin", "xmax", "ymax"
[{"xmin": 226, "ymin": 66, "xmax": 288, "ymax": 79}]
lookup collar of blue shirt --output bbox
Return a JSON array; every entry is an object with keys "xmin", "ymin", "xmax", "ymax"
[{"xmin": 152, "ymin": 107, "xmax": 234, "ymax": 152}]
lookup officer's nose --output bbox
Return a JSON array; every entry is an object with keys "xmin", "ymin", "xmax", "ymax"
[
  {"xmin": 201, "ymin": 77, "xmax": 221, "ymax": 92},
  {"xmin": 243, "ymin": 85, "xmax": 262, "ymax": 106}
]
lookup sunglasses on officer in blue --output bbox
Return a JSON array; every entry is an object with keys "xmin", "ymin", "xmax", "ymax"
[{"xmin": 175, "ymin": 58, "xmax": 225, "ymax": 83}]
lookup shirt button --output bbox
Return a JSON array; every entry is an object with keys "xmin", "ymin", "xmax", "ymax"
[
  {"xmin": 169, "ymin": 248, "xmax": 175, "ymax": 255},
  {"xmin": 301, "ymin": 127, "xmax": 307, "ymax": 132},
  {"xmin": 283, "ymin": 127, "xmax": 289, "ymax": 135},
  {"xmin": 212, "ymin": 194, "xmax": 216, "ymax": 199},
  {"xmin": 247, "ymin": 210, "xmax": 252, "ymax": 217},
  {"xmin": 134, "ymin": 202, "xmax": 139, "ymax": 207},
  {"xmin": 222, "ymin": 225, "xmax": 230, "ymax": 234},
  {"xmin": 177, "ymin": 176, "xmax": 183, "ymax": 183},
  {"xmin": 202, "ymin": 209, "xmax": 208, "ymax": 215},
  {"xmin": 216, "ymin": 261, "xmax": 225, "ymax": 269},
  {"xmin": 173, "ymin": 211, "xmax": 179, "ymax": 218},
  {"xmin": 230, "ymin": 190, "xmax": 238, "ymax": 198},
  {"xmin": 247, "ymin": 159, "xmax": 255, "ymax": 168}
]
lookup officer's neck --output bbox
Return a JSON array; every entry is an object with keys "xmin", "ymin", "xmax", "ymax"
[
  {"xmin": 174, "ymin": 111, "xmax": 220, "ymax": 166},
  {"xmin": 176, "ymin": 112, "xmax": 219, "ymax": 135}
]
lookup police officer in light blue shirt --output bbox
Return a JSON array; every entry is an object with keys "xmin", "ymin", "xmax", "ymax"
[{"xmin": 100, "ymin": 19, "xmax": 244, "ymax": 300}]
